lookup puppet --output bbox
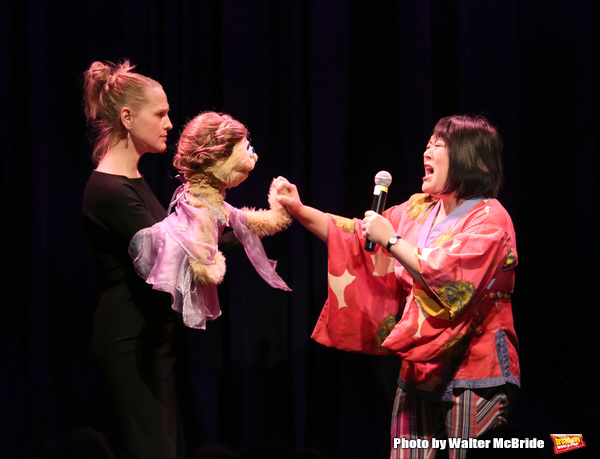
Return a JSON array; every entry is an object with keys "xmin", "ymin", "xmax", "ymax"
[{"xmin": 129, "ymin": 111, "xmax": 292, "ymax": 329}]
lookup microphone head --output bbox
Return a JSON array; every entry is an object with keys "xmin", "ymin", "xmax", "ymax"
[{"xmin": 374, "ymin": 170, "xmax": 392, "ymax": 187}]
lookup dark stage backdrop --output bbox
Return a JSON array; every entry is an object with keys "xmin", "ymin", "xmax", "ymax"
[{"xmin": 1, "ymin": 1, "xmax": 598, "ymax": 458}]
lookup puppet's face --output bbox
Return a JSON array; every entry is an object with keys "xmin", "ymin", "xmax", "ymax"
[{"xmin": 210, "ymin": 138, "xmax": 258, "ymax": 188}]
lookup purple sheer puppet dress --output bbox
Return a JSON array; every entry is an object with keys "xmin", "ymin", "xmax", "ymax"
[{"xmin": 129, "ymin": 186, "xmax": 291, "ymax": 329}]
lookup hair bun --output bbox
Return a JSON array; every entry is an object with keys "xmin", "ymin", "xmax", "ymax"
[
  {"xmin": 88, "ymin": 60, "xmax": 136, "ymax": 91},
  {"xmin": 88, "ymin": 61, "xmax": 113, "ymax": 87}
]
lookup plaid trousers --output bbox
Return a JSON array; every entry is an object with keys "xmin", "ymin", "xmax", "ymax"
[{"xmin": 390, "ymin": 386, "xmax": 511, "ymax": 459}]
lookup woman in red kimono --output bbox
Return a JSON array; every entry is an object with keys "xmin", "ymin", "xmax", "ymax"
[{"xmin": 276, "ymin": 114, "xmax": 519, "ymax": 459}]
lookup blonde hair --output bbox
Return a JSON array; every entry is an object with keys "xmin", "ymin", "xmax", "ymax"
[
  {"xmin": 82, "ymin": 60, "xmax": 161, "ymax": 164},
  {"xmin": 173, "ymin": 111, "xmax": 249, "ymax": 181}
]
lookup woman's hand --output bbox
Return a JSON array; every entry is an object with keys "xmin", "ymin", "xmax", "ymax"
[
  {"xmin": 274, "ymin": 176, "xmax": 328, "ymax": 242},
  {"xmin": 274, "ymin": 176, "xmax": 303, "ymax": 218},
  {"xmin": 362, "ymin": 210, "xmax": 395, "ymax": 248},
  {"xmin": 363, "ymin": 210, "xmax": 424, "ymax": 284}
]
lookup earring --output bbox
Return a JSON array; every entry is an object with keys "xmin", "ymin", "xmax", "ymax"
[{"xmin": 126, "ymin": 130, "xmax": 131, "ymax": 147}]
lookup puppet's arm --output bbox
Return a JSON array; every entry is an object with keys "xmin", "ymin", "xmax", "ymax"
[
  {"xmin": 243, "ymin": 177, "xmax": 292, "ymax": 237},
  {"xmin": 179, "ymin": 198, "xmax": 228, "ymax": 286}
]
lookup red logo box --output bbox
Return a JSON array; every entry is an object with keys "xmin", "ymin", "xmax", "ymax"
[{"xmin": 550, "ymin": 434, "xmax": 586, "ymax": 454}]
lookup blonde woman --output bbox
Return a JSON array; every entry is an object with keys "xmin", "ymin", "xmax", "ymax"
[{"xmin": 81, "ymin": 60, "xmax": 184, "ymax": 458}]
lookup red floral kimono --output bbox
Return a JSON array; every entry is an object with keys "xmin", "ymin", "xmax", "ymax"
[{"xmin": 312, "ymin": 193, "xmax": 519, "ymax": 401}]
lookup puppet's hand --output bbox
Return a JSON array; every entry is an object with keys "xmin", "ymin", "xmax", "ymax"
[
  {"xmin": 268, "ymin": 176, "xmax": 291, "ymax": 215},
  {"xmin": 189, "ymin": 251, "xmax": 226, "ymax": 285}
]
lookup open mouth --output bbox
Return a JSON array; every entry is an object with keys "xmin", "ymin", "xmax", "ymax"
[{"xmin": 424, "ymin": 165, "xmax": 434, "ymax": 177}]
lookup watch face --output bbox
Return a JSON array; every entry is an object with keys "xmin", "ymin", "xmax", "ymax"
[{"xmin": 389, "ymin": 236, "xmax": 398, "ymax": 244}]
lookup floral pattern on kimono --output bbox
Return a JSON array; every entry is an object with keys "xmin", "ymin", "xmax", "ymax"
[{"xmin": 310, "ymin": 214, "xmax": 406, "ymax": 354}]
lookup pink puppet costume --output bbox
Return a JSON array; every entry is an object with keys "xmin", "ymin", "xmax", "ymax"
[{"xmin": 129, "ymin": 185, "xmax": 291, "ymax": 329}]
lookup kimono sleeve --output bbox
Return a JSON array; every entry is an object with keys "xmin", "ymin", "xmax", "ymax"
[
  {"xmin": 382, "ymin": 216, "xmax": 516, "ymax": 363},
  {"xmin": 311, "ymin": 213, "xmax": 405, "ymax": 354},
  {"xmin": 416, "ymin": 222, "xmax": 513, "ymax": 320}
]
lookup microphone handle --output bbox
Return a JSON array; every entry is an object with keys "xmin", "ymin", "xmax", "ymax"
[{"xmin": 364, "ymin": 190, "xmax": 388, "ymax": 252}]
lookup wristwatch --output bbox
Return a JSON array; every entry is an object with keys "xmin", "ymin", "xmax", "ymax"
[{"xmin": 386, "ymin": 235, "xmax": 400, "ymax": 251}]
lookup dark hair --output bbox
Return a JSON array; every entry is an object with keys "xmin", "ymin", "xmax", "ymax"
[
  {"xmin": 432, "ymin": 114, "xmax": 504, "ymax": 199},
  {"xmin": 173, "ymin": 111, "xmax": 249, "ymax": 181},
  {"xmin": 83, "ymin": 60, "xmax": 161, "ymax": 164}
]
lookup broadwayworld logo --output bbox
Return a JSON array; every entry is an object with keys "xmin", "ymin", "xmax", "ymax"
[{"xmin": 550, "ymin": 434, "xmax": 586, "ymax": 454}]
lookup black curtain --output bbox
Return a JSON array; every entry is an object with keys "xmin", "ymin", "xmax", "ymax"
[{"xmin": 1, "ymin": 1, "xmax": 598, "ymax": 458}]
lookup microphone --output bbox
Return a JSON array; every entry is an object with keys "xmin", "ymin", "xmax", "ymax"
[
  {"xmin": 129, "ymin": 128, "xmax": 150, "ymax": 150},
  {"xmin": 364, "ymin": 170, "xmax": 392, "ymax": 252}
]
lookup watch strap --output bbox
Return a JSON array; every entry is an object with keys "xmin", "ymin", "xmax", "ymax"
[{"xmin": 386, "ymin": 235, "xmax": 400, "ymax": 251}]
